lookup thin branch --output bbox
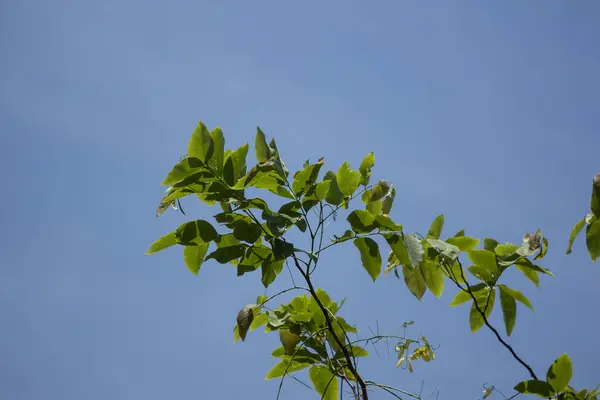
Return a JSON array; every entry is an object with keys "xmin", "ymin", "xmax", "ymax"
[
  {"xmin": 452, "ymin": 258, "xmax": 538, "ymax": 380},
  {"xmin": 365, "ymin": 381, "xmax": 423, "ymax": 400},
  {"xmin": 292, "ymin": 255, "xmax": 370, "ymax": 400}
]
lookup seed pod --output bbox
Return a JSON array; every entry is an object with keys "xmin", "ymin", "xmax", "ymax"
[{"xmin": 237, "ymin": 304, "xmax": 255, "ymax": 342}]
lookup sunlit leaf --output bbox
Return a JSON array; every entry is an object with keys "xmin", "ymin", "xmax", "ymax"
[
  {"xmin": 279, "ymin": 329, "xmax": 301, "ymax": 355},
  {"xmin": 514, "ymin": 380, "xmax": 555, "ymax": 398},
  {"xmin": 484, "ymin": 238, "xmax": 499, "ymax": 252},
  {"xmin": 265, "ymin": 359, "xmax": 312, "ymax": 379},
  {"xmin": 188, "ymin": 121, "xmax": 214, "ymax": 163},
  {"xmin": 292, "ymin": 159, "xmax": 324, "ymax": 195},
  {"xmin": 497, "ymin": 284, "xmax": 533, "ymax": 310},
  {"xmin": 402, "ymin": 265, "xmax": 427, "ymax": 300},
  {"xmin": 468, "ymin": 249, "xmax": 498, "ymax": 274},
  {"xmin": 261, "ymin": 256, "xmax": 284, "ymax": 288},
  {"xmin": 255, "ymin": 127, "xmax": 273, "ymax": 163},
  {"xmin": 208, "ymin": 127, "xmax": 225, "ymax": 175},
  {"xmin": 546, "ymin": 353, "xmax": 573, "ymax": 393},
  {"xmin": 449, "ymin": 283, "xmax": 485, "ymax": 307},
  {"xmin": 359, "ymin": 152, "xmax": 375, "ymax": 186},
  {"xmin": 494, "ymin": 243, "xmax": 520, "ymax": 256},
  {"xmin": 336, "ymin": 161, "xmax": 361, "ymax": 196},
  {"xmin": 323, "ymin": 171, "xmax": 344, "ymax": 206},
  {"xmin": 347, "ymin": 210, "xmax": 377, "ymax": 233},
  {"xmin": 309, "ymin": 366, "xmax": 338, "ymax": 400},
  {"xmin": 354, "ymin": 237, "xmax": 382, "ymax": 282},
  {"xmin": 586, "ymin": 220, "xmax": 600, "ymax": 262},
  {"xmin": 427, "ymin": 215, "xmax": 444, "ymax": 239},
  {"xmin": 175, "ymin": 220, "xmax": 219, "ymax": 245},
  {"xmin": 422, "ymin": 260, "xmax": 445, "ymax": 298},
  {"xmin": 446, "ymin": 236, "xmax": 480, "ymax": 252},
  {"xmin": 374, "ymin": 215, "xmax": 402, "ymax": 231},
  {"xmin": 183, "ymin": 241, "xmax": 210, "ymax": 275},
  {"xmin": 146, "ymin": 232, "xmax": 177, "ymax": 254},
  {"xmin": 515, "ymin": 263, "xmax": 540, "ymax": 288},
  {"xmin": 469, "ymin": 287, "xmax": 496, "ymax": 333},
  {"xmin": 161, "ymin": 157, "xmax": 206, "ymax": 186}
]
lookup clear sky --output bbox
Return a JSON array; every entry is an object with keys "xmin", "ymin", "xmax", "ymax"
[{"xmin": 1, "ymin": 1, "xmax": 599, "ymax": 399}]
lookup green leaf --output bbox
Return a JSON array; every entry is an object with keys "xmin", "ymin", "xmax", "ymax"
[
  {"xmin": 404, "ymin": 234, "xmax": 424, "ymax": 268},
  {"xmin": 336, "ymin": 161, "xmax": 361, "ymax": 196},
  {"xmin": 161, "ymin": 157, "xmax": 206, "ymax": 186},
  {"xmin": 514, "ymin": 380, "xmax": 555, "ymax": 398},
  {"xmin": 323, "ymin": 171, "xmax": 344, "ymax": 205},
  {"xmin": 292, "ymin": 159, "xmax": 324, "ymax": 195},
  {"xmin": 354, "ymin": 237, "xmax": 382, "ymax": 282},
  {"xmin": 402, "ymin": 265, "xmax": 427, "ymax": 300},
  {"xmin": 232, "ymin": 220, "xmax": 263, "ymax": 243},
  {"xmin": 175, "ymin": 220, "xmax": 219, "ymax": 245},
  {"xmin": 347, "ymin": 210, "xmax": 377, "ymax": 233},
  {"xmin": 426, "ymin": 239, "xmax": 460, "ymax": 260},
  {"xmin": 382, "ymin": 185, "xmax": 396, "ymax": 215},
  {"xmin": 468, "ymin": 249, "xmax": 498, "ymax": 274},
  {"xmin": 547, "ymin": 353, "xmax": 573, "ymax": 392},
  {"xmin": 427, "ymin": 215, "xmax": 444, "ymax": 239},
  {"xmin": 385, "ymin": 234, "xmax": 412, "ymax": 266},
  {"xmin": 497, "ymin": 284, "xmax": 533, "ymax": 310},
  {"xmin": 374, "ymin": 215, "xmax": 402, "ymax": 231},
  {"xmin": 261, "ymin": 256, "xmax": 284, "ymax": 287},
  {"xmin": 586, "ymin": 220, "xmax": 600, "ymax": 262},
  {"xmin": 446, "ymin": 236, "xmax": 480, "ymax": 252},
  {"xmin": 515, "ymin": 262, "xmax": 540, "ymax": 287},
  {"xmin": 188, "ymin": 121, "xmax": 214, "ymax": 163},
  {"xmin": 454, "ymin": 229, "xmax": 465, "ymax": 237},
  {"xmin": 279, "ymin": 329, "xmax": 301, "ymax": 355},
  {"xmin": 255, "ymin": 127, "xmax": 272, "ymax": 163},
  {"xmin": 499, "ymin": 285, "xmax": 517, "ymax": 336},
  {"xmin": 369, "ymin": 180, "xmax": 390, "ymax": 202},
  {"xmin": 469, "ymin": 287, "xmax": 496, "ymax": 333},
  {"xmin": 230, "ymin": 143, "xmax": 250, "ymax": 180},
  {"xmin": 249, "ymin": 312, "xmax": 268, "ymax": 331},
  {"xmin": 208, "ymin": 127, "xmax": 225, "ymax": 175},
  {"xmin": 265, "ymin": 359, "xmax": 312, "ymax": 380},
  {"xmin": 359, "ymin": 152, "xmax": 375, "ymax": 186},
  {"xmin": 449, "ymin": 283, "xmax": 485, "ymax": 307},
  {"xmin": 468, "ymin": 265, "xmax": 494, "ymax": 283},
  {"xmin": 205, "ymin": 245, "xmax": 246, "ymax": 264},
  {"xmin": 309, "ymin": 366, "xmax": 338, "ymax": 400},
  {"xmin": 422, "ymin": 260, "xmax": 445, "ymax": 298},
  {"xmin": 183, "ymin": 242, "xmax": 210, "ymax": 275},
  {"xmin": 495, "ymin": 243, "xmax": 520, "ymax": 256},
  {"xmin": 484, "ymin": 238, "xmax": 499, "ymax": 252},
  {"xmin": 272, "ymin": 238, "xmax": 295, "ymax": 260},
  {"xmin": 147, "ymin": 232, "xmax": 177, "ymax": 254},
  {"xmin": 592, "ymin": 174, "xmax": 600, "ymax": 218}
]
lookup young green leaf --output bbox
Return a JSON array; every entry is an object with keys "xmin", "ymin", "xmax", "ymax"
[
  {"xmin": 205, "ymin": 245, "xmax": 246, "ymax": 264},
  {"xmin": 484, "ymin": 238, "xmax": 499, "ymax": 252},
  {"xmin": 175, "ymin": 220, "xmax": 219, "ymax": 245},
  {"xmin": 468, "ymin": 249, "xmax": 498, "ymax": 274},
  {"xmin": 515, "ymin": 263, "xmax": 540, "ymax": 288},
  {"xmin": 546, "ymin": 353, "xmax": 573, "ymax": 392},
  {"xmin": 494, "ymin": 243, "xmax": 520, "ymax": 256},
  {"xmin": 208, "ymin": 127, "xmax": 225, "ymax": 175},
  {"xmin": 183, "ymin": 242, "xmax": 210, "ymax": 275},
  {"xmin": 514, "ymin": 380, "xmax": 555, "ymax": 398},
  {"xmin": 446, "ymin": 236, "xmax": 480, "ymax": 252},
  {"xmin": 354, "ymin": 237, "xmax": 382, "ymax": 282},
  {"xmin": 347, "ymin": 210, "xmax": 377, "ymax": 233},
  {"xmin": 323, "ymin": 171, "xmax": 344, "ymax": 205},
  {"xmin": 261, "ymin": 257, "xmax": 284, "ymax": 288},
  {"xmin": 449, "ymin": 283, "xmax": 485, "ymax": 307},
  {"xmin": 586, "ymin": 219, "xmax": 600, "ymax": 262},
  {"xmin": 292, "ymin": 159, "xmax": 324, "ymax": 195},
  {"xmin": 309, "ymin": 366, "xmax": 339, "ymax": 400},
  {"xmin": 427, "ymin": 214, "xmax": 444, "ymax": 239},
  {"xmin": 255, "ymin": 127, "xmax": 272, "ymax": 163},
  {"xmin": 469, "ymin": 287, "xmax": 496, "ymax": 333},
  {"xmin": 385, "ymin": 234, "xmax": 412, "ymax": 267},
  {"xmin": 146, "ymin": 232, "xmax": 177, "ymax": 254},
  {"xmin": 497, "ymin": 284, "xmax": 533, "ymax": 310},
  {"xmin": 336, "ymin": 161, "xmax": 361, "ymax": 196},
  {"xmin": 422, "ymin": 260, "xmax": 445, "ymax": 298},
  {"xmin": 359, "ymin": 152, "xmax": 375, "ymax": 186},
  {"xmin": 188, "ymin": 121, "xmax": 214, "ymax": 163},
  {"xmin": 498, "ymin": 285, "xmax": 517, "ymax": 336},
  {"xmin": 161, "ymin": 157, "xmax": 205, "ymax": 186},
  {"xmin": 265, "ymin": 359, "xmax": 312, "ymax": 379},
  {"xmin": 402, "ymin": 265, "xmax": 427, "ymax": 300}
]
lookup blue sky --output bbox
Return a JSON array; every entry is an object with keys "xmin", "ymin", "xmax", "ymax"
[{"xmin": 1, "ymin": 1, "xmax": 599, "ymax": 399}]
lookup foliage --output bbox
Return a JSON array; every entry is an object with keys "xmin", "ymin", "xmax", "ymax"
[{"xmin": 148, "ymin": 121, "xmax": 598, "ymax": 400}]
